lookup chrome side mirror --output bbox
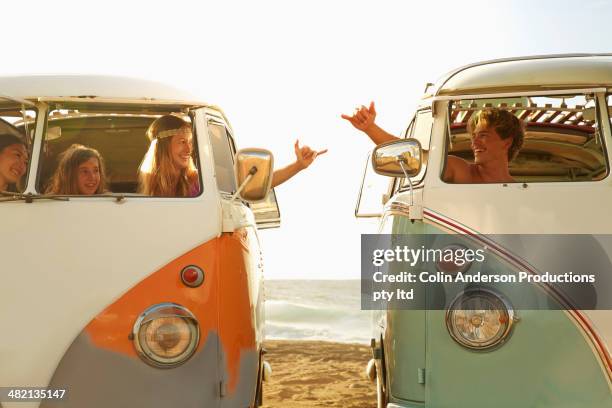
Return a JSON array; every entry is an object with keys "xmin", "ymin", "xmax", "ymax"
[
  {"xmin": 234, "ymin": 148, "xmax": 274, "ymax": 202},
  {"xmin": 372, "ymin": 139, "xmax": 422, "ymax": 178}
]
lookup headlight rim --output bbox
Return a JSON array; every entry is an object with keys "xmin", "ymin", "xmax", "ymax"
[
  {"xmin": 132, "ymin": 302, "xmax": 200, "ymax": 369},
  {"xmin": 445, "ymin": 287, "xmax": 516, "ymax": 351}
]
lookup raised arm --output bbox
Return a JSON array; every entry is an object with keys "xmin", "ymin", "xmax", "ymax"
[
  {"xmin": 271, "ymin": 140, "xmax": 327, "ymax": 188},
  {"xmin": 341, "ymin": 101, "xmax": 399, "ymax": 145}
]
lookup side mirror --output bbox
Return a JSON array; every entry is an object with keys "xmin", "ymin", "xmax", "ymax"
[
  {"xmin": 234, "ymin": 148, "xmax": 274, "ymax": 202},
  {"xmin": 372, "ymin": 139, "xmax": 422, "ymax": 178}
]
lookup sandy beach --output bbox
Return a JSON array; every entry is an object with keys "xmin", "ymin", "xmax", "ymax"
[{"xmin": 261, "ymin": 340, "xmax": 377, "ymax": 408}]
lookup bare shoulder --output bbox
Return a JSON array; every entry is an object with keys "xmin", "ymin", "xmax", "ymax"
[
  {"xmin": 443, "ymin": 155, "xmax": 473, "ymax": 183},
  {"xmin": 447, "ymin": 155, "xmax": 471, "ymax": 169}
]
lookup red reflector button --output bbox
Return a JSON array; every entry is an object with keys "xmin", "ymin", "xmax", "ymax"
[
  {"xmin": 184, "ymin": 268, "xmax": 198, "ymax": 282},
  {"xmin": 181, "ymin": 265, "xmax": 204, "ymax": 287}
]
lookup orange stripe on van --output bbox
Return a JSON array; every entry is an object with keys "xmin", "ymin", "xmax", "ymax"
[
  {"xmin": 219, "ymin": 228, "xmax": 257, "ymax": 392},
  {"xmin": 85, "ymin": 237, "xmax": 219, "ymax": 356},
  {"xmin": 84, "ymin": 231, "xmax": 258, "ymax": 393}
]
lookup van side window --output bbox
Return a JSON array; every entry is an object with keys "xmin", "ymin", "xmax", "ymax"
[
  {"xmin": 444, "ymin": 95, "xmax": 608, "ymax": 183},
  {"xmin": 398, "ymin": 109, "xmax": 433, "ymax": 190},
  {"xmin": 207, "ymin": 121, "xmax": 237, "ymax": 193}
]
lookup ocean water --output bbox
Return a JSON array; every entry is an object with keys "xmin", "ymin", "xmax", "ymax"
[{"xmin": 264, "ymin": 280, "xmax": 372, "ymax": 344}]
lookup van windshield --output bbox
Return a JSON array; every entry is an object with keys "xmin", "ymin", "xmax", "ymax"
[
  {"xmin": 444, "ymin": 94, "xmax": 607, "ymax": 183},
  {"xmin": 37, "ymin": 105, "xmax": 202, "ymax": 197}
]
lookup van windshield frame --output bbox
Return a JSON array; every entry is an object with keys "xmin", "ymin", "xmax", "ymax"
[
  {"xmin": 34, "ymin": 103, "xmax": 204, "ymax": 198},
  {"xmin": 396, "ymin": 108, "xmax": 433, "ymax": 193}
]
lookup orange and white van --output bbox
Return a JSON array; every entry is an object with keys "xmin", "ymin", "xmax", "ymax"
[{"xmin": 0, "ymin": 75, "xmax": 278, "ymax": 408}]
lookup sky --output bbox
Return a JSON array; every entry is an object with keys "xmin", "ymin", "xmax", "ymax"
[{"xmin": 2, "ymin": 0, "xmax": 611, "ymax": 279}]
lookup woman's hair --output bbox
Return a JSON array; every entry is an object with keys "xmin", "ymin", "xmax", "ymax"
[
  {"xmin": 0, "ymin": 133, "xmax": 28, "ymax": 192},
  {"xmin": 0, "ymin": 133, "xmax": 26, "ymax": 153},
  {"xmin": 138, "ymin": 115, "xmax": 198, "ymax": 197},
  {"xmin": 46, "ymin": 144, "xmax": 107, "ymax": 195}
]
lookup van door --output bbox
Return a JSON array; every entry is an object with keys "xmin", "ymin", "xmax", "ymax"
[
  {"xmin": 204, "ymin": 113, "xmax": 264, "ymax": 407},
  {"xmin": 385, "ymin": 109, "xmax": 433, "ymax": 404}
]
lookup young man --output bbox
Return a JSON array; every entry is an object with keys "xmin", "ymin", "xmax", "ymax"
[{"xmin": 342, "ymin": 102, "xmax": 524, "ymax": 183}]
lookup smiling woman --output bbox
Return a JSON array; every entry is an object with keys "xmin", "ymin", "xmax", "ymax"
[
  {"xmin": 45, "ymin": 144, "xmax": 108, "ymax": 195},
  {"xmin": 138, "ymin": 114, "xmax": 200, "ymax": 197},
  {"xmin": 0, "ymin": 133, "xmax": 28, "ymax": 192}
]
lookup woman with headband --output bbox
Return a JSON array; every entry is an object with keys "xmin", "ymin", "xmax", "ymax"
[
  {"xmin": 139, "ymin": 115, "xmax": 326, "ymax": 197},
  {"xmin": 138, "ymin": 115, "xmax": 199, "ymax": 197}
]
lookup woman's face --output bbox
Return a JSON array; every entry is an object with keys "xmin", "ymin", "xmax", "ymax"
[
  {"xmin": 0, "ymin": 143, "xmax": 28, "ymax": 189},
  {"xmin": 76, "ymin": 157, "xmax": 101, "ymax": 195},
  {"xmin": 169, "ymin": 128, "xmax": 193, "ymax": 170}
]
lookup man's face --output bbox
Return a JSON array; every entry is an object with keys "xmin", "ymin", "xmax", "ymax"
[{"xmin": 471, "ymin": 123, "xmax": 512, "ymax": 164}]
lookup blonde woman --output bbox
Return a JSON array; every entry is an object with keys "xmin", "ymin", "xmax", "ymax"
[
  {"xmin": 46, "ymin": 144, "xmax": 108, "ymax": 195},
  {"xmin": 139, "ymin": 115, "xmax": 326, "ymax": 197},
  {"xmin": 138, "ymin": 115, "xmax": 200, "ymax": 197}
]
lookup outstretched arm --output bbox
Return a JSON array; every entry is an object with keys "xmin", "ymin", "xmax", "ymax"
[
  {"xmin": 341, "ymin": 101, "xmax": 399, "ymax": 145},
  {"xmin": 271, "ymin": 140, "xmax": 327, "ymax": 188}
]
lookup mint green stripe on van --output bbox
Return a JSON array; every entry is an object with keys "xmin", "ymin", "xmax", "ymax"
[{"xmin": 381, "ymin": 213, "xmax": 612, "ymax": 407}]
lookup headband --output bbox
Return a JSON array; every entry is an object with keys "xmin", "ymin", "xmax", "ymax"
[{"xmin": 152, "ymin": 128, "xmax": 186, "ymax": 141}]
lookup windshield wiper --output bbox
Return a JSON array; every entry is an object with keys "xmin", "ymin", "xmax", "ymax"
[
  {"xmin": 0, "ymin": 191, "xmax": 141, "ymax": 203},
  {"xmin": 0, "ymin": 191, "xmax": 70, "ymax": 203}
]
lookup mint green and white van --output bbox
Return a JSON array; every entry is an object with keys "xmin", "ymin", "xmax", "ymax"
[{"xmin": 358, "ymin": 54, "xmax": 612, "ymax": 408}]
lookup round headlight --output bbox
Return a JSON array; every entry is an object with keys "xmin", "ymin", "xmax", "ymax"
[
  {"xmin": 133, "ymin": 303, "xmax": 199, "ymax": 368},
  {"xmin": 446, "ymin": 288, "xmax": 515, "ymax": 350}
]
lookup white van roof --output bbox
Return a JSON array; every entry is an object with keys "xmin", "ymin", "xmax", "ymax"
[
  {"xmin": 0, "ymin": 75, "xmax": 203, "ymax": 104},
  {"xmin": 435, "ymin": 54, "xmax": 612, "ymax": 96}
]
